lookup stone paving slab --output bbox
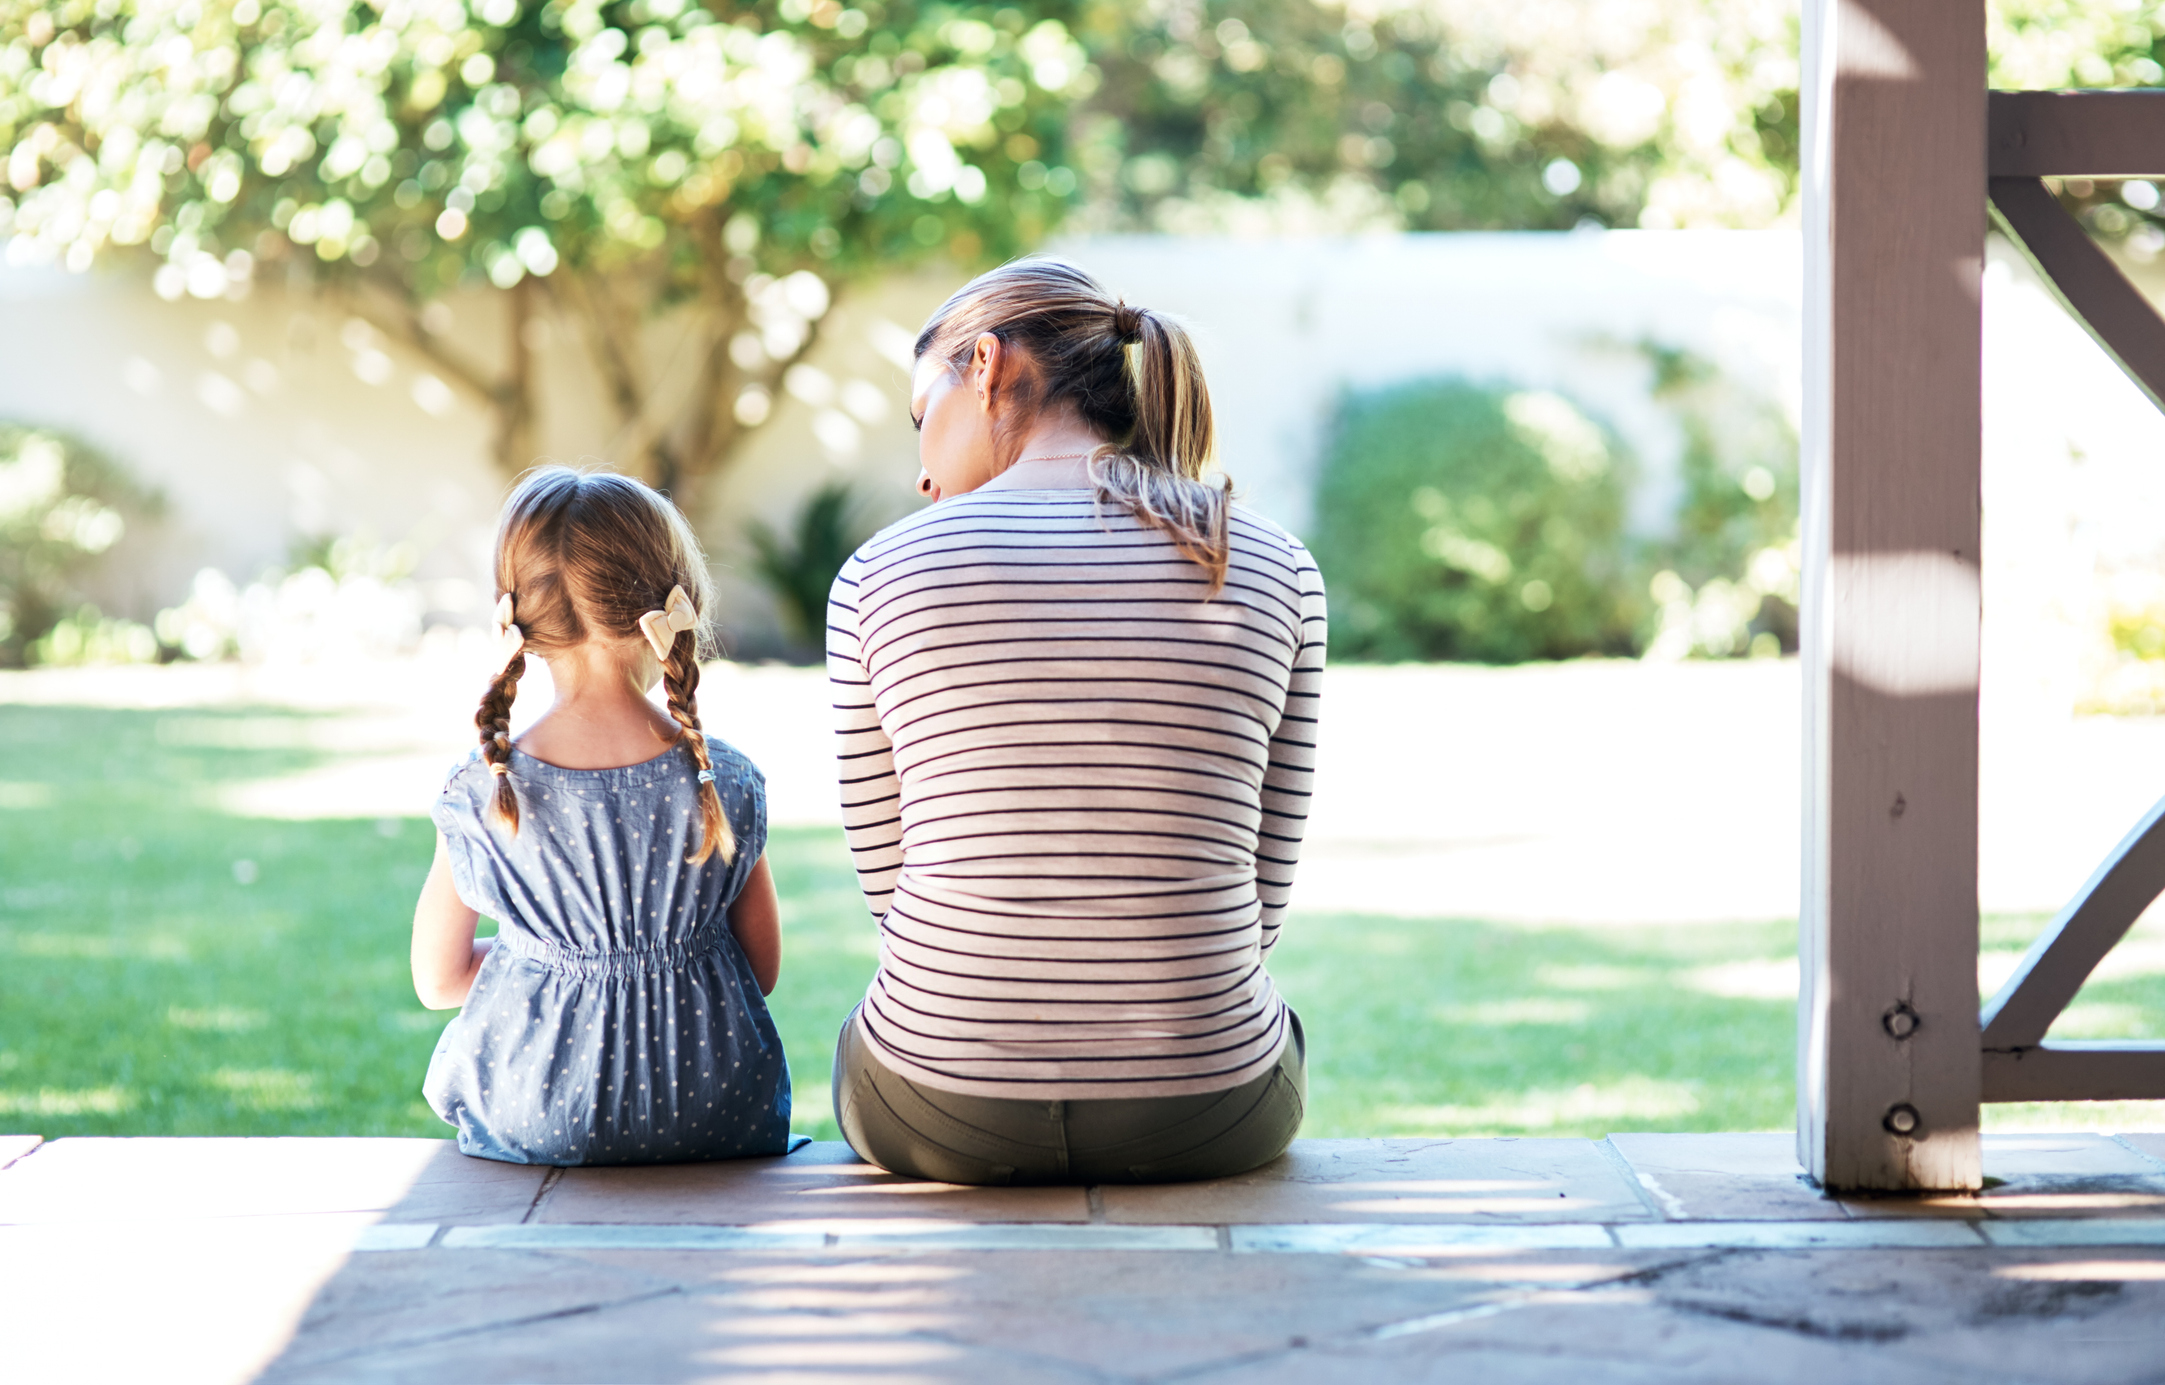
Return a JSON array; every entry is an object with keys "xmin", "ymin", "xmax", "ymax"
[
  {"xmin": 1833, "ymin": 1134, "xmax": 2165, "ymax": 1220},
  {"xmin": 1100, "ymin": 1138, "xmax": 1655, "ymax": 1225},
  {"xmin": 253, "ymin": 1245, "xmax": 1680, "ymax": 1385},
  {"xmin": 538, "ymin": 1141, "xmax": 1091, "ymax": 1224},
  {"xmin": 0, "ymin": 1137, "xmax": 544, "ymax": 1225},
  {"xmin": 1605, "ymin": 1132, "xmax": 1841, "ymax": 1220},
  {"xmin": 13, "ymin": 1133, "xmax": 2165, "ymax": 1383}
]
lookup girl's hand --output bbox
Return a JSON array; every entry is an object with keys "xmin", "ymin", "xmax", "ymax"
[
  {"xmin": 728, "ymin": 854, "xmax": 782, "ymax": 995},
  {"xmin": 411, "ymin": 833, "xmax": 490, "ymax": 1009}
]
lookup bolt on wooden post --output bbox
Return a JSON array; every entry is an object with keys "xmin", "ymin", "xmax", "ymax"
[{"xmin": 1796, "ymin": 0, "xmax": 1986, "ymax": 1192}]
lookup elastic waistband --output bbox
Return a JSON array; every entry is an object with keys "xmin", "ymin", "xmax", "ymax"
[{"xmin": 498, "ymin": 927, "xmax": 729, "ymax": 980}]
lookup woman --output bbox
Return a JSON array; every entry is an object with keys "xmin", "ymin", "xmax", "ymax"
[{"xmin": 825, "ymin": 258, "xmax": 1326, "ymax": 1185}]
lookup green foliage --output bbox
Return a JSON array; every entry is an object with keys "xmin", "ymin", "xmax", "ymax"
[
  {"xmin": 0, "ymin": 0, "xmax": 1088, "ymax": 289},
  {"xmin": 0, "ymin": 0, "xmax": 1097, "ymax": 487},
  {"xmin": 1078, "ymin": 0, "xmax": 1800, "ymax": 233},
  {"xmin": 747, "ymin": 479, "xmax": 873, "ymax": 652},
  {"xmin": 1637, "ymin": 343, "xmax": 1801, "ymax": 659},
  {"xmin": 0, "ymin": 426, "xmax": 159, "ymax": 667},
  {"xmin": 1311, "ymin": 380, "xmax": 1644, "ymax": 663}
]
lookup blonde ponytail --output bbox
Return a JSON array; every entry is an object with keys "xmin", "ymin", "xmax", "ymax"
[{"xmin": 917, "ymin": 258, "xmax": 1233, "ymax": 592}]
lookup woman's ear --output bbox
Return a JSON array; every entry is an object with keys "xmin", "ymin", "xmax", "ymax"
[{"xmin": 972, "ymin": 333, "xmax": 1003, "ymax": 413}]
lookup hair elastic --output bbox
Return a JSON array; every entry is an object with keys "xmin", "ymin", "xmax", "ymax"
[{"xmin": 696, "ymin": 769, "xmax": 715, "ymax": 785}]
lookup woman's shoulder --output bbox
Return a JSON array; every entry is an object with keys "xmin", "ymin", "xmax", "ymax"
[{"xmin": 1228, "ymin": 504, "xmax": 1318, "ymax": 565}]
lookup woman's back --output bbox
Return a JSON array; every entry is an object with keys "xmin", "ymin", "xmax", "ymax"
[{"xmin": 829, "ymin": 482, "xmax": 1327, "ymax": 1100}]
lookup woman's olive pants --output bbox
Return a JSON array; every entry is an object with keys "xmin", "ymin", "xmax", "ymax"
[{"xmin": 832, "ymin": 1009, "xmax": 1305, "ymax": 1186}]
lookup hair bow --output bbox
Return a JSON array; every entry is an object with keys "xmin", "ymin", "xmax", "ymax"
[
  {"xmin": 494, "ymin": 593, "xmax": 525, "ymax": 665},
  {"xmin": 639, "ymin": 584, "xmax": 699, "ymax": 660}
]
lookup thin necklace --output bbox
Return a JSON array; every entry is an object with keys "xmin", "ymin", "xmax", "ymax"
[{"xmin": 1013, "ymin": 451, "xmax": 1091, "ymax": 465}]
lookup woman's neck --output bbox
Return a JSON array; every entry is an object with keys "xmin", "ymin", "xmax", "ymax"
[
  {"xmin": 978, "ymin": 409, "xmax": 1105, "ymax": 492},
  {"xmin": 517, "ymin": 641, "xmax": 681, "ymax": 770}
]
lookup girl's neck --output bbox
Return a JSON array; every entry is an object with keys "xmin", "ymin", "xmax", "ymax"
[{"xmin": 516, "ymin": 641, "xmax": 682, "ymax": 771}]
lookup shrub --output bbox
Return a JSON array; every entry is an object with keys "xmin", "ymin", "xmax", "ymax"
[
  {"xmin": 1637, "ymin": 344, "xmax": 1802, "ymax": 660},
  {"xmin": 747, "ymin": 481, "xmax": 877, "ymax": 657},
  {"xmin": 0, "ymin": 426, "xmax": 160, "ymax": 668},
  {"xmin": 1311, "ymin": 380, "xmax": 1645, "ymax": 663}
]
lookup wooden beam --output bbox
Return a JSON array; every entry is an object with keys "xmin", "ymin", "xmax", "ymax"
[
  {"xmin": 1983, "ymin": 1043, "xmax": 2165, "ymax": 1102},
  {"xmin": 1798, "ymin": 0, "xmax": 1984, "ymax": 1192},
  {"xmin": 1989, "ymin": 177, "xmax": 2165, "ymax": 415},
  {"xmin": 1989, "ymin": 90, "xmax": 2165, "ymax": 177},
  {"xmin": 1982, "ymin": 793, "xmax": 2165, "ymax": 1051}
]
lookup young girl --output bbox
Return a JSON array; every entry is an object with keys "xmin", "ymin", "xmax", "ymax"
[{"xmin": 411, "ymin": 466, "xmax": 796, "ymax": 1165}]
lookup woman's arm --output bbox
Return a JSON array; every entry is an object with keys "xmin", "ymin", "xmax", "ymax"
[
  {"xmin": 727, "ymin": 854, "xmax": 782, "ymax": 995},
  {"xmin": 828, "ymin": 556, "xmax": 905, "ymax": 920},
  {"xmin": 410, "ymin": 833, "xmax": 492, "ymax": 1009},
  {"xmin": 1257, "ymin": 550, "xmax": 1328, "ymax": 958}
]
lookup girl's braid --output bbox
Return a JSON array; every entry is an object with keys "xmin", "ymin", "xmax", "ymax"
[
  {"xmin": 476, "ymin": 649, "xmax": 526, "ymax": 831},
  {"xmin": 662, "ymin": 631, "xmax": 733, "ymax": 864}
]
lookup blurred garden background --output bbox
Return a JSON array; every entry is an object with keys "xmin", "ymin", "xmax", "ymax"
[{"xmin": 10, "ymin": 0, "xmax": 2165, "ymax": 1144}]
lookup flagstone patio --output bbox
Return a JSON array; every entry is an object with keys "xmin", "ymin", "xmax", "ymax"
[{"xmin": 7, "ymin": 1131, "xmax": 2165, "ymax": 1383}]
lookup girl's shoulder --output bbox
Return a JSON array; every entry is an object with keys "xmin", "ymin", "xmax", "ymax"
[
  {"xmin": 698, "ymin": 732, "xmax": 764, "ymax": 789},
  {"xmin": 440, "ymin": 746, "xmax": 488, "ymax": 794}
]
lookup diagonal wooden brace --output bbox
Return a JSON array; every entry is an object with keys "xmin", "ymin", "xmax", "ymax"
[
  {"xmin": 1982, "ymin": 792, "xmax": 2165, "ymax": 1051},
  {"xmin": 1989, "ymin": 175, "xmax": 2165, "ymax": 415}
]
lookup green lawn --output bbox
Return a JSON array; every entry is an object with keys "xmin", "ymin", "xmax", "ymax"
[{"xmin": 4, "ymin": 701, "xmax": 2161, "ymax": 1143}]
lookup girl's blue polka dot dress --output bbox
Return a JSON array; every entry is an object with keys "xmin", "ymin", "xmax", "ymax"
[{"xmin": 423, "ymin": 735, "xmax": 795, "ymax": 1166}]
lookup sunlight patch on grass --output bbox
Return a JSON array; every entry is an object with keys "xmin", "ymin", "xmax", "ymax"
[
  {"xmin": 1981, "ymin": 949, "xmax": 2026, "ymax": 996},
  {"xmin": 2095, "ymin": 941, "xmax": 2165, "ymax": 981},
  {"xmin": 1433, "ymin": 998, "xmax": 1593, "ymax": 1025},
  {"xmin": 1534, "ymin": 964, "xmax": 1650, "ymax": 991},
  {"xmin": 1379, "ymin": 1076, "xmax": 1701, "ymax": 1134},
  {"xmin": 2047, "ymin": 1002, "xmax": 2157, "ymax": 1039},
  {"xmin": 167, "ymin": 1006, "xmax": 266, "ymax": 1033},
  {"xmin": 1682, "ymin": 957, "xmax": 1798, "ymax": 1000},
  {"xmin": 211, "ymin": 1069, "xmax": 321, "ymax": 1112},
  {"xmin": 0, "ymin": 781, "xmax": 53, "ymax": 808},
  {"xmin": 1984, "ymin": 1100, "xmax": 2165, "ymax": 1132},
  {"xmin": 0, "ymin": 1086, "xmax": 131, "ymax": 1116},
  {"xmin": 2, "ymin": 931, "xmax": 192, "ymax": 961}
]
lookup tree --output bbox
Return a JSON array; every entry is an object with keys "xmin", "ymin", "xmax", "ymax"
[
  {"xmin": 0, "ymin": 0, "xmax": 1861, "ymax": 522},
  {"xmin": 1073, "ymin": 0, "xmax": 1801, "ymax": 235},
  {"xmin": 0, "ymin": 0, "xmax": 1092, "ymax": 505}
]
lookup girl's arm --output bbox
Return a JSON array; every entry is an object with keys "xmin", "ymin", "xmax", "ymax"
[
  {"xmin": 728, "ymin": 853, "xmax": 782, "ymax": 995},
  {"xmin": 411, "ymin": 833, "xmax": 492, "ymax": 1009}
]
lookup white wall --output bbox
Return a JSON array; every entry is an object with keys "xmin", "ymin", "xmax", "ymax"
[
  {"xmin": 0, "ymin": 230, "xmax": 1806, "ymax": 648},
  {"xmin": 1054, "ymin": 231, "xmax": 1804, "ymax": 535}
]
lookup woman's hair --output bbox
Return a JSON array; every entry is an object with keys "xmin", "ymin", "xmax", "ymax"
[
  {"xmin": 478, "ymin": 465, "xmax": 733, "ymax": 865},
  {"xmin": 915, "ymin": 257, "xmax": 1231, "ymax": 589}
]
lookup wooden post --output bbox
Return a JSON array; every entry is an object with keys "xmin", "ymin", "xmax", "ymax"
[{"xmin": 1797, "ymin": 0, "xmax": 1985, "ymax": 1191}]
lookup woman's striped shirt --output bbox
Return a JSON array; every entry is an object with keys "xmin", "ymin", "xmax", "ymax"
[{"xmin": 826, "ymin": 484, "xmax": 1327, "ymax": 1099}]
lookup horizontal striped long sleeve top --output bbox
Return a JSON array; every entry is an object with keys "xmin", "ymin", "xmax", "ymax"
[{"xmin": 826, "ymin": 475, "xmax": 1327, "ymax": 1100}]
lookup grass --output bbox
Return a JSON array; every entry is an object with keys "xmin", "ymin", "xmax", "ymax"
[{"xmin": 4, "ymin": 701, "xmax": 2163, "ymax": 1144}]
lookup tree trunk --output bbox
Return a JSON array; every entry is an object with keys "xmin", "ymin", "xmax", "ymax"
[{"xmin": 492, "ymin": 276, "xmax": 538, "ymax": 478}]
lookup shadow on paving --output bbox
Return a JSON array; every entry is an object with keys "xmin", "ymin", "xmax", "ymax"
[{"xmin": 215, "ymin": 1131, "xmax": 2165, "ymax": 1384}]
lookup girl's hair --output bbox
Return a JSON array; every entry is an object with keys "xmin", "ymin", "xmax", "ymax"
[
  {"xmin": 915, "ymin": 257, "xmax": 1231, "ymax": 589},
  {"xmin": 478, "ymin": 466, "xmax": 734, "ymax": 865}
]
